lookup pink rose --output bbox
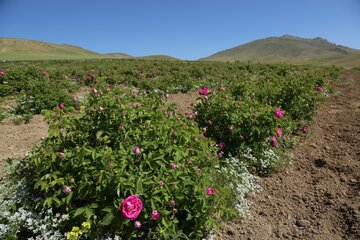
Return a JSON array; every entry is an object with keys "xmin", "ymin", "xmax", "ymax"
[
  {"xmin": 59, "ymin": 103, "xmax": 65, "ymax": 109},
  {"xmin": 108, "ymin": 161, "xmax": 113, "ymax": 169},
  {"xmin": 63, "ymin": 186, "xmax": 72, "ymax": 194},
  {"xmin": 276, "ymin": 128, "xmax": 282, "ymax": 137},
  {"xmin": 270, "ymin": 136, "xmax": 277, "ymax": 147},
  {"xmin": 134, "ymin": 221, "xmax": 141, "ymax": 229},
  {"xmin": 198, "ymin": 87, "xmax": 209, "ymax": 95},
  {"xmin": 275, "ymin": 107, "xmax": 284, "ymax": 119},
  {"xmin": 169, "ymin": 200, "xmax": 176, "ymax": 206},
  {"xmin": 301, "ymin": 125, "xmax": 309, "ymax": 133},
  {"xmin": 121, "ymin": 195, "xmax": 143, "ymax": 220},
  {"xmin": 151, "ymin": 210, "xmax": 160, "ymax": 220},
  {"xmin": 316, "ymin": 85, "xmax": 324, "ymax": 93},
  {"xmin": 170, "ymin": 163, "xmax": 177, "ymax": 169},
  {"xmin": 218, "ymin": 141, "xmax": 225, "ymax": 150},
  {"xmin": 0, "ymin": 70, "xmax": 6, "ymax": 75},
  {"xmin": 228, "ymin": 125, "xmax": 234, "ymax": 132},
  {"xmin": 206, "ymin": 187, "xmax": 215, "ymax": 195},
  {"xmin": 92, "ymin": 88, "xmax": 98, "ymax": 94},
  {"xmin": 42, "ymin": 71, "xmax": 49, "ymax": 77},
  {"xmin": 239, "ymin": 135, "xmax": 245, "ymax": 141},
  {"xmin": 132, "ymin": 146, "xmax": 141, "ymax": 155},
  {"xmin": 59, "ymin": 152, "xmax": 65, "ymax": 158},
  {"xmin": 159, "ymin": 180, "xmax": 165, "ymax": 187},
  {"xmin": 186, "ymin": 113, "xmax": 195, "ymax": 119}
]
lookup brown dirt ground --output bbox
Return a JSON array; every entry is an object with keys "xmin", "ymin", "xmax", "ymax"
[
  {"xmin": 164, "ymin": 91, "xmax": 200, "ymax": 114},
  {"xmin": 0, "ymin": 115, "xmax": 48, "ymax": 162},
  {"xmin": 218, "ymin": 70, "xmax": 360, "ymax": 239}
]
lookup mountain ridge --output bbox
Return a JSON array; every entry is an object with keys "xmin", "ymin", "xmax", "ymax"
[
  {"xmin": 201, "ymin": 35, "xmax": 360, "ymax": 67},
  {"xmin": 1, "ymin": 36, "xmax": 359, "ymax": 67}
]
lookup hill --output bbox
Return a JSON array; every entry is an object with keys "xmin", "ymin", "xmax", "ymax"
[
  {"xmin": 105, "ymin": 52, "xmax": 133, "ymax": 59},
  {"xmin": 137, "ymin": 55, "xmax": 180, "ymax": 61},
  {"xmin": 201, "ymin": 35, "xmax": 360, "ymax": 67},
  {"xmin": 0, "ymin": 38, "xmax": 181, "ymax": 61},
  {"xmin": 0, "ymin": 38, "xmax": 130, "ymax": 60}
]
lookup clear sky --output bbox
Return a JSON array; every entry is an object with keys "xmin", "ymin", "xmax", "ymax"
[{"xmin": 0, "ymin": 0, "xmax": 359, "ymax": 60}]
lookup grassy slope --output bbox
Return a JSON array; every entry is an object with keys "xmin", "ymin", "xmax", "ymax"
[
  {"xmin": 0, "ymin": 38, "xmax": 180, "ymax": 61},
  {"xmin": 201, "ymin": 35, "xmax": 360, "ymax": 68},
  {"xmin": 137, "ymin": 55, "xmax": 180, "ymax": 61},
  {"xmin": 0, "ymin": 38, "xmax": 131, "ymax": 60}
]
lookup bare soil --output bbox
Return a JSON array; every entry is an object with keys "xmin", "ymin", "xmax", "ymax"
[
  {"xmin": 165, "ymin": 91, "xmax": 199, "ymax": 114},
  {"xmin": 218, "ymin": 70, "xmax": 360, "ymax": 239},
  {"xmin": 0, "ymin": 115, "xmax": 48, "ymax": 162}
]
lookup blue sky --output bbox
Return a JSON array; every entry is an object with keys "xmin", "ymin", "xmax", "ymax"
[{"xmin": 0, "ymin": 0, "xmax": 359, "ymax": 60}]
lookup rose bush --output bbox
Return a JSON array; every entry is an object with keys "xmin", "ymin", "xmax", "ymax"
[
  {"xmin": 194, "ymin": 65, "xmax": 335, "ymax": 174},
  {"xmin": 11, "ymin": 88, "xmax": 237, "ymax": 239}
]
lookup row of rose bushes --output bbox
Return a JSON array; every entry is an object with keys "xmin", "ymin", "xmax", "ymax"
[
  {"xmin": 0, "ymin": 67, "xmax": 78, "ymax": 122},
  {"xmin": 0, "ymin": 59, "xmax": 341, "ymax": 97},
  {"xmin": 4, "ymin": 87, "xmax": 240, "ymax": 239},
  {"xmin": 0, "ymin": 61, "xmax": 339, "ymax": 123},
  {"xmin": 192, "ymin": 71, "xmax": 330, "ymax": 174}
]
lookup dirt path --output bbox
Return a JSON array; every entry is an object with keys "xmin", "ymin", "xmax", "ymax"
[{"xmin": 218, "ymin": 70, "xmax": 360, "ymax": 239}]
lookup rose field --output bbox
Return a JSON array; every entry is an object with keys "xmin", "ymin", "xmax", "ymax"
[{"xmin": 0, "ymin": 59, "xmax": 349, "ymax": 239}]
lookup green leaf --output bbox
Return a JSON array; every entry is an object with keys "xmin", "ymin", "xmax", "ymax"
[
  {"xmin": 44, "ymin": 197, "xmax": 52, "ymax": 208},
  {"xmin": 52, "ymin": 196, "xmax": 61, "ymax": 206},
  {"xmin": 85, "ymin": 207, "xmax": 94, "ymax": 219},
  {"xmin": 136, "ymin": 179, "xmax": 143, "ymax": 194},
  {"xmin": 101, "ymin": 212, "xmax": 115, "ymax": 225},
  {"xmin": 65, "ymin": 192, "xmax": 73, "ymax": 205},
  {"xmin": 74, "ymin": 207, "xmax": 85, "ymax": 217},
  {"xmin": 96, "ymin": 131, "xmax": 103, "ymax": 140},
  {"xmin": 102, "ymin": 206, "xmax": 113, "ymax": 213},
  {"xmin": 90, "ymin": 203, "xmax": 99, "ymax": 209}
]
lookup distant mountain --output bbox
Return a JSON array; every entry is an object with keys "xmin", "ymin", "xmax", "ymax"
[
  {"xmin": 201, "ymin": 35, "xmax": 360, "ymax": 67},
  {"xmin": 137, "ymin": 55, "xmax": 180, "ymax": 61},
  {"xmin": 105, "ymin": 52, "xmax": 133, "ymax": 59}
]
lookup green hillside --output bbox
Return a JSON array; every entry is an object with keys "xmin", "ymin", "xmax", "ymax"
[
  {"xmin": 201, "ymin": 35, "xmax": 360, "ymax": 67},
  {"xmin": 137, "ymin": 55, "xmax": 180, "ymax": 61},
  {"xmin": 0, "ymin": 38, "xmax": 130, "ymax": 60}
]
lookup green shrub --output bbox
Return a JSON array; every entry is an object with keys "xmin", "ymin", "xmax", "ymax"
[{"xmin": 13, "ymin": 90, "xmax": 235, "ymax": 239}]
